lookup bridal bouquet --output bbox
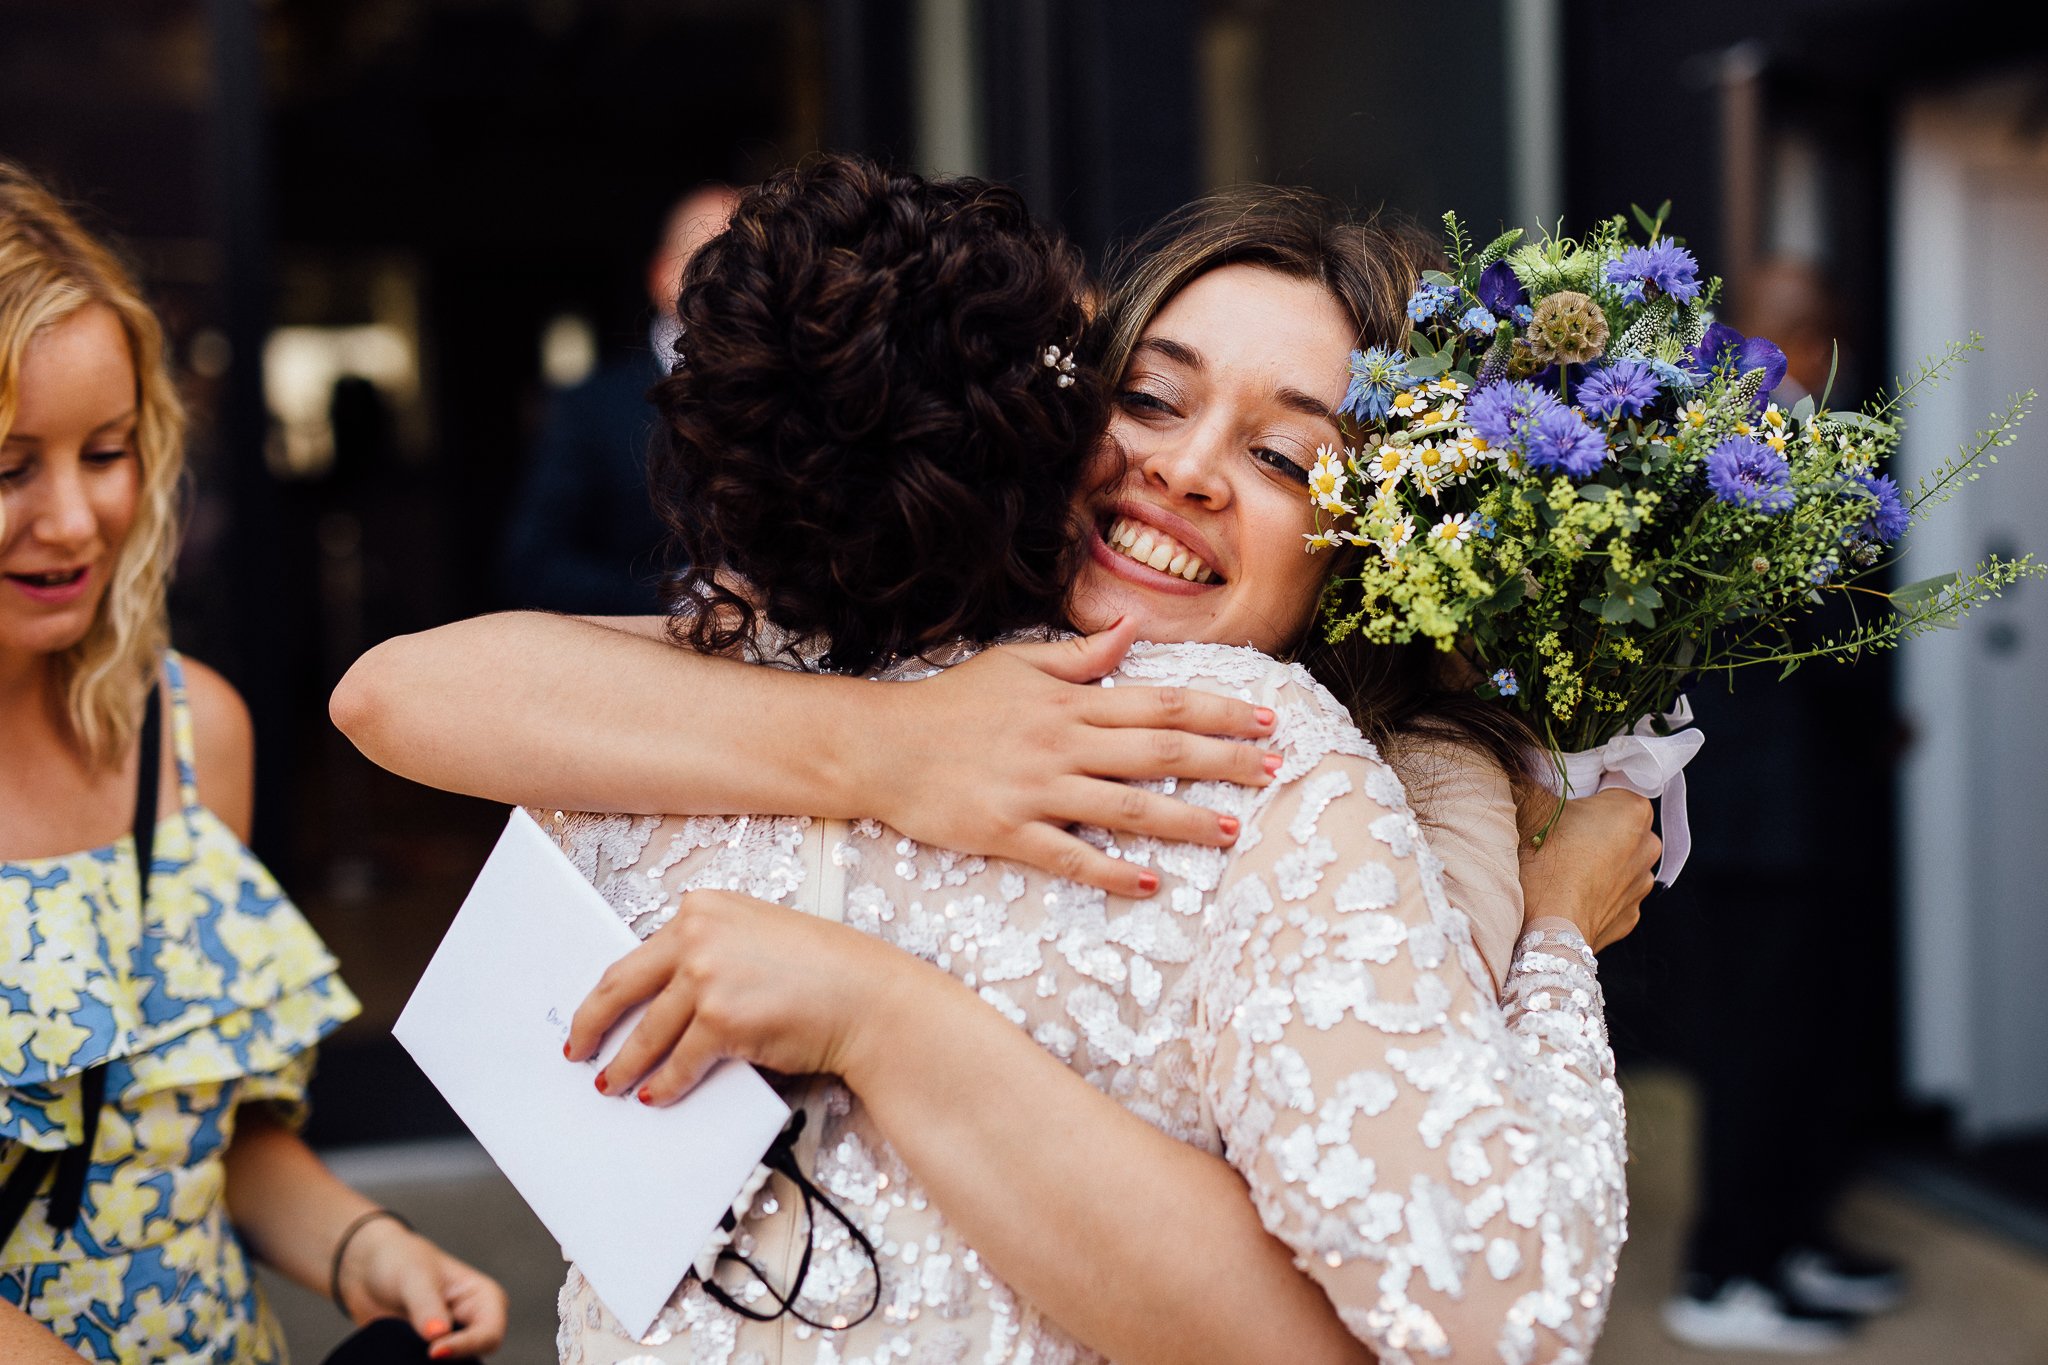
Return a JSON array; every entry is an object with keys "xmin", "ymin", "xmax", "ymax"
[{"xmin": 1309, "ymin": 206, "xmax": 2039, "ymax": 873}]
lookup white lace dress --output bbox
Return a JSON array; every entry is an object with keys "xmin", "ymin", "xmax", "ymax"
[{"xmin": 549, "ymin": 641, "xmax": 1627, "ymax": 1365}]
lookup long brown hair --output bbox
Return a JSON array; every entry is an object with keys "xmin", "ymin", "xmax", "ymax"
[
  {"xmin": 0, "ymin": 162, "xmax": 185, "ymax": 768},
  {"xmin": 1099, "ymin": 186, "xmax": 1537, "ymax": 786}
]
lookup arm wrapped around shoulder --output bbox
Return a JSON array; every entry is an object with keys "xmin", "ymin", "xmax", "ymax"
[{"xmin": 1198, "ymin": 741, "xmax": 1627, "ymax": 1365}]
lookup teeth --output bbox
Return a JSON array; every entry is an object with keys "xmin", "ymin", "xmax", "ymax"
[{"xmin": 1104, "ymin": 517, "xmax": 1216, "ymax": 584}]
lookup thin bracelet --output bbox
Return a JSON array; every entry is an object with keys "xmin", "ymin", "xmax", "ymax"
[{"xmin": 329, "ymin": 1207, "xmax": 414, "ymax": 1314}]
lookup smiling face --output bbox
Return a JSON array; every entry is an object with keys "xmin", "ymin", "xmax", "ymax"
[
  {"xmin": 1068, "ymin": 264, "xmax": 1353, "ymax": 654},
  {"xmin": 0, "ymin": 304, "xmax": 143, "ymax": 662}
]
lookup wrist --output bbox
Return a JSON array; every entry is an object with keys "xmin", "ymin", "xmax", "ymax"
[
  {"xmin": 330, "ymin": 1208, "xmax": 415, "ymax": 1320},
  {"xmin": 831, "ymin": 941, "xmax": 945, "ymax": 1092}
]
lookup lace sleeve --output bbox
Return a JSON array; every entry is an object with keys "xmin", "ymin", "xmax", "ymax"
[{"xmin": 1198, "ymin": 719, "xmax": 1627, "ymax": 1364}]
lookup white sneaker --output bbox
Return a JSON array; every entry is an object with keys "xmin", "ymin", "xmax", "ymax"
[
  {"xmin": 1661, "ymin": 1276, "xmax": 1856, "ymax": 1353},
  {"xmin": 1779, "ymin": 1245, "xmax": 1908, "ymax": 1315}
]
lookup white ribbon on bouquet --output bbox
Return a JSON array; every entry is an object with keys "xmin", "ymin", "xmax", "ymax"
[{"xmin": 1538, "ymin": 697, "xmax": 1705, "ymax": 886}]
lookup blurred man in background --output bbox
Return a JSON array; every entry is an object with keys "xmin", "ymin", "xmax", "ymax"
[{"xmin": 499, "ymin": 183, "xmax": 739, "ymax": 614}]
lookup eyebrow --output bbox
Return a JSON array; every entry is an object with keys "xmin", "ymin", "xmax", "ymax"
[
  {"xmin": 0, "ymin": 409, "xmax": 138, "ymax": 448},
  {"xmin": 1134, "ymin": 336, "xmax": 1339, "ymax": 431}
]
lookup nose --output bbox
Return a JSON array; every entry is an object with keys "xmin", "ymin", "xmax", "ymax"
[
  {"xmin": 1137, "ymin": 410, "xmax": 1233, "ymax": 508},
  {"xmin": 26, "ymin": 462, "xmax": 101, "ymax": 551}
]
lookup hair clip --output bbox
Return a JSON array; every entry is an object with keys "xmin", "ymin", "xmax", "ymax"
[{"xmin": 1041, "ymin": 344, "xmax": 1077, "ymax": 388}]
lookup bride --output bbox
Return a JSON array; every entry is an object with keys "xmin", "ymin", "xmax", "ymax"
[{"xmin": 336, "ymin": 159, "xmax": 1654, "ymax": 1363}]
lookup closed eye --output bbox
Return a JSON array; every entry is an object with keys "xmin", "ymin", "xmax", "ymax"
[{"xmin": 1253, "ymin": 447, "xmax": 1311, "ymax": 486}]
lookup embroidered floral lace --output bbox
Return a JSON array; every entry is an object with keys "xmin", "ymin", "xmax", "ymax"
[{"xmin": 552, "ymin": 641, "xmax": 1627, "ymax": 1365}]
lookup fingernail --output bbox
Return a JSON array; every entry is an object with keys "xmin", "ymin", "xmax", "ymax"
[
  {"xmin": 594, "ymin": 1071, "xmax": 608, "ymax": 1094},
  {"xmin": 428, "ymin": 1349, "xmax": 449, "ymax": 1361},
  {"xmin": 562, "ymin": 1041, "xmax": 572, "ymax": 1059},
  {"xmin": 1136, "ymin": 872, "xmax": 1159, "ymax": 893},
  {"xmin": 1254, "ymin": 707, "xmax": 1276, "ymax": 728},
  {"xmin": 637, "ymin": 1086, "xmax": 654, "ymax": 1105},
  {"xmin": 1218, "ymin": 816, "xmax": 1240, "ymax": 838},
  {"xmin": 423, "ymin": 1319, "xmax": 450, "ymax": 1338},
  {"xmin": 1262, "ymin": 753, "xmax": 1282, "ymax": 775}
]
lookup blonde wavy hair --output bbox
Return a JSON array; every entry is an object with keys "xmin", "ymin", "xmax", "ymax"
[{"xmin": 0, "ymin": 161, "xmax": 186, "ymax": 768}]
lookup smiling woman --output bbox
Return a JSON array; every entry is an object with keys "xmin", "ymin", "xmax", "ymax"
[{"xmin": 0, "ymin": 161, "xmax": 508, "ymax": 1364}]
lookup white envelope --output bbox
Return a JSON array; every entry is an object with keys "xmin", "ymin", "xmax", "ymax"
[{"xmin": 394, "ymin": 807, "xmax": 791, "ymax": 1339}]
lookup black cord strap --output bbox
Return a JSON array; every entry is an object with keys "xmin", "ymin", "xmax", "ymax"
[
  {"xmin": 0, "ymin": 685, "xmax": 160, "ymax": 1251},
  {"xmin": 696, "ymin": 1109, "xmax": 883, "ymax": 1331}
]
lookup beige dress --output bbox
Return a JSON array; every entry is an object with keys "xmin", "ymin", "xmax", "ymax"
[{"xmin": 550, "ymin": 640, "xmax": 1626, "ymax": 1365}]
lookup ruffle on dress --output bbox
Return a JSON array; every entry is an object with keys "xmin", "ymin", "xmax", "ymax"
[{"xmin": 0, "ymin": 805, "xmax": 361, "ymax": 1153}]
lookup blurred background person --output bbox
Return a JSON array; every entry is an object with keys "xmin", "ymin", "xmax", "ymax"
[{"xmin": 497, "ymin": 183, "xmax": 739, "ymax": 615}]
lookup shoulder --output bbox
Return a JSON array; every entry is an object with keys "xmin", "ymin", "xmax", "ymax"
[{"xmin": 172, "ymin": 655, "xmax": 255, "ymax": 835}]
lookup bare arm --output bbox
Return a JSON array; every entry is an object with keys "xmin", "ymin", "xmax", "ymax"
[
  {"xmin": 223, "ymin": 1112, "xmax": 507, "ymax": 1357},
  {"xmin": 0, "ymin": 1303, "xmax": 86, "ymax": 1363},
  {"xmin": 574, "ymin": 893, "xmax": 1373, "ymax": 1365},
  {"xmin": 332, "ymin": 614, "xmax": 1281, "ymax": 896}
]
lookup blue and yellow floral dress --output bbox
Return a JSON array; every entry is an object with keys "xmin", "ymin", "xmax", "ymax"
[{"xmin": 0, "ymin": 651, "xmax": 360, "ymax": 1363}]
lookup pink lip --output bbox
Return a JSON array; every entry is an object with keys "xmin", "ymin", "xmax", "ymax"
[{"xmin": 5, "ymin": 566, "xmax": 92, "ymax": 606}]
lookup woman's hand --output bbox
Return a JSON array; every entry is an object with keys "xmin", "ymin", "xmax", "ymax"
[
  {"xmin": 1519, "ymin": 788, "xmax": 1660, "ymax": 952},
  {"xmin": 568, "ymin": 890, "xmax": 926, "ymax": 1104},
  {"xmin": 861, "ymin": 617, "xmax": 1282, "ymax": 898},
  {"xmin": 333, "ymin": 1217, "xmax": 509, "ymax": 1361}
]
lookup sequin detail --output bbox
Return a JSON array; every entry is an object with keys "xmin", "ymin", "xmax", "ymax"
[{"xmin": 552, "ymin": 640, "xmax": 1626, "ymax": 1364}]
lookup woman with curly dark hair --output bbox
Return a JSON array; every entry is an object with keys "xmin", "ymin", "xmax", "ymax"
[{"xmin": 337, "ymin": 162, "xmax": 1653, "ymax": 1363}]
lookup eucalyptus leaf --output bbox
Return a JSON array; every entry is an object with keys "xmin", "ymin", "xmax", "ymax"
[
  {"xmin": 1420, "ymin": 269, "xmax": 1457, "ymax": 287},
  {"xmin": 1408, "ymin": 329, "xmax": 1438, "ymax": 358},
  {"xmin": 1579, "ymin": 484, "xmax": 1612, "ymax": 503},
  {"xmin": 1791, "ymin": 395, "xmax": 1815, "ymax": 423},
  {"xmin": 1891, "ymin": 571, "xmax": 1960, "ymax": 611},
  {"xmin": 1406, "ymin": 351, "xmax": 1454, "ymax": 379}
]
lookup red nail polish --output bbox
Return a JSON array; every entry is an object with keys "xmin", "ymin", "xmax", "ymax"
[
  {"xmin": 562, "ymin": 1041, "xmax": 572, "ymax": 1059},
  {"xmin": 1263, "ymin": 753, "xmax": 1283, "ymax": 775},
  {"xmin": 1218, "ymin": 816, "xmax": 1240, "ymax": 838},
  {"xmin": 1254, "ymin": 707, "xmax": 1276, "ymax": 728},
  {"xmin": 1137, "ymin": 872, "xmax": 1159, "ymax": 893},
  {"xmin": 422, "ymin": 1319, "xmax": 450, "ymax": 1339},
  {"xmin": 594, "ymin": 1071, "xmax": 608, "ymax": 1094},
  {"xmin": 637, "ymin": 1086, "xmax": 653, "ymax": 1105}
]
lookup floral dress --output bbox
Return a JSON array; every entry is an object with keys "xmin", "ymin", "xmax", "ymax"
[
  {"xmin": 0, "ymin": 651, "xmax": 360, "ymax": 1363},
  {"xmin": 552, "ymin": 640, "xmax": 1629, "ymax": 1365}
]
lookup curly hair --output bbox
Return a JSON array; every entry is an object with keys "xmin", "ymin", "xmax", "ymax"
[
  {"xmin": 649, "ymin": 154, "xmax": 1106, "ymax": 675},
  {"xmin": 0, "ymin": 161, "xmax": 186, "ymax": 769}
]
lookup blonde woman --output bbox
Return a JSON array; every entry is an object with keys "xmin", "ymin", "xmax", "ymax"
[{"xmin": 0, "ymin": 163, "xmax": 506, "ymax": 1364}]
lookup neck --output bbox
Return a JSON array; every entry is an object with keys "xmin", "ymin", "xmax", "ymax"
[{"xmin": 0, "ymin": 646, "xmax": 68, "ymax": 751}]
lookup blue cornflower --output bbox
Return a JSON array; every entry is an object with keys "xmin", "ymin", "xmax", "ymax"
[
  {"xmin": 1848, "ymin": 472, "xmax": 1910, "ymax": 544},
  {"xmin": 1490, "ymin": 668, "xmax": 1520, "ymax": 697},
  {"xmin": 1605, "ymin": 241, "xmax": 1702, "ymax": 304},
  {"xmin": 1405, "ymin": 283, "xmax": 1457, "ymax": 323},
  {"xmin": 1705, "ymin": 436, "xmax": 1794, "ymax": 513},
  {"xmin": 1523, "ymin": 404, "xmax": 1610, "ymax": 476},
  {"xmin": 1342, "ymin": 347, "xmax": 1413, "ymax": 422},
  {"xmin": 1460, "ymin": 305, "xmax": 1498, "ymax": 337},
  {"xmin": 1464, "ymin": 380, "xmax": 1561, "ymax": 448},
  {"xmin": 1575, "ymin": 358, "xmax": 1663, "ymax": 420}
]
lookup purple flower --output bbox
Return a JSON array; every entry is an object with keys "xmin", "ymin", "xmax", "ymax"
[
  {"xmin": 1849, "ymin": 473, "xmax": 1909, "ymax": 544},
  {"xmin": 1523, "ymin": 404, "xmax": 1609, "ymax": 476},
  {"xmin": 1575, "ymin": 358, "xmax": 1663, "ymax": 420},
  {"xmin": 1465, "ymin": 380, "xmax": 1561, "ymax": 448},
  {"xmin": 1688, "ymin": 322, "xmax": 1788, "ymax": 411},
  {"xmin": 1605, "ymin": 241, "xmax": 1702, "ymax": 304},
  {"xmin": 1477, "ymin": 262, "xmax": 1528, "ymax": 318},
  {"xmin": 1705, "ymin": 436, "xmax": 1794, "ymax": 513}
]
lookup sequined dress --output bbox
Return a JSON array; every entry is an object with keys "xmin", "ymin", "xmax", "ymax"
[
  {"xmin": 0, "ymin": 652, "xmax": 361, "ymax": 1363},
  {"xmin": 551, "ymin": 640, "xmax": 1627, "ymax": 1365}
]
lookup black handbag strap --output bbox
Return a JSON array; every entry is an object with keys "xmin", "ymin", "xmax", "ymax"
[{"xmin": 0, "ymin": 683, "xmax": 161, "ymax": 1248}]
